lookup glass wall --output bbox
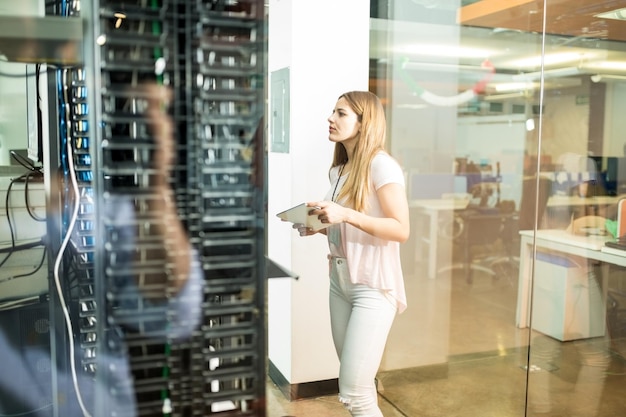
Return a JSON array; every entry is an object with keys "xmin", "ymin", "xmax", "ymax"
[{"xmin": 371, "ymin": 1, "xmax": 626, "ymax": 416}]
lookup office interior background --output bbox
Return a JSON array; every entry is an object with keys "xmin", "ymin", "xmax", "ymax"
[
  {"xmin": 1, "ymin": 0, "xmax": 626, "ymax": 416},
  {"xmin": 269, "ymin": 0, "xmax": 626, "ymax": 416}
]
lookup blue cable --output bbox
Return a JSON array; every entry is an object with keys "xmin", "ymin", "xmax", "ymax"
[{"xmin": 57, "ymin": 69, "xmax": 70, "ymax": 230}]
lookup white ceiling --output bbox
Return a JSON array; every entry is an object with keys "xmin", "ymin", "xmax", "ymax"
[{"xmin": 369, "ymin": 16, "xmax": 626, "ymax": 102}]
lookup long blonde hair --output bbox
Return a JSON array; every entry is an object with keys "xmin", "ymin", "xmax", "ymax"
[{"xmin": 331, "ymin": 91, "xmax": 387, "ymax": 212}]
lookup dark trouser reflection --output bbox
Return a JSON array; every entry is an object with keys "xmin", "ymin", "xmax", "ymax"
[{"xmin": 528, "ymin": 332, "xmax": 610, "ymax": 416}]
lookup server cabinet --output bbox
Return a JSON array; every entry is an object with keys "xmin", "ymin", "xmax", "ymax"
[{"xmin": 40, "ymin": 1, "xmax": 267, "ymax": 416}]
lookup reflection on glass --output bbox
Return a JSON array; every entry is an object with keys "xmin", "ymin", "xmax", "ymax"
[{"xmin": 369, "ymin": 1, "xmax": 626, "ymax": 416}]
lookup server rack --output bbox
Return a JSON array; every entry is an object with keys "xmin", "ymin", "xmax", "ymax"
[{"xmin": 42, "ymin": 1, "xmax": 267, "ymax": 416}]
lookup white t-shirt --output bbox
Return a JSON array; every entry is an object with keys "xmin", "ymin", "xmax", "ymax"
[{"xmin": 325, "ymin": 152, "xmax": 407, "ymax": 313}]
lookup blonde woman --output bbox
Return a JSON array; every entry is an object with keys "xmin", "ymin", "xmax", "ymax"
[{"xmin": 297, "ymin": 91, "xmax": 409, "ymax": 416}]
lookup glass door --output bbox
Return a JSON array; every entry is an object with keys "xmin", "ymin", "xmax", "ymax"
[{"xmin": 370, "ymin": 1, "xmax": 626, "ymax": 415}]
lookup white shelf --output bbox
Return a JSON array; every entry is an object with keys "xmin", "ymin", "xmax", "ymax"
[{"xmin": 0, "ymin": 15, "xmax": 82, "ymax": 64}]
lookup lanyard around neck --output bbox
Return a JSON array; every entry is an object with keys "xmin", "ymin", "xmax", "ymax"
[{"xmin": 332, "ymin": 164, "xmax": 345, "ymax": 202}]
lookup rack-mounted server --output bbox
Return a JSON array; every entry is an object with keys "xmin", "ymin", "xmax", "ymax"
[{"xmin": 43, "ymin": 1, "xmax": 267, "ymax": 416}]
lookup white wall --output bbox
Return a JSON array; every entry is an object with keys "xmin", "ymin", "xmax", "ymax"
[
  {"xmin": 0, "ymin": 62, "xmax": 30, "ymax": 166},
  {"xmin": 603, "ymin": 82, "xmax": 626, "ymax": 156},
  {"xmin": 0, "ymin": 0, "xmax": 44, "ymax": 166},
  {"xmin": 267, "ymin": 0, "xmax": 370, "ymax": 385},
  {"xmin": 457, "ymin": 115, "xmax": 527, "ymax": 205}
]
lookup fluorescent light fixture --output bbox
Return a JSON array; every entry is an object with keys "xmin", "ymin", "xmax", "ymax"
[
  {"xmin": 591, "ymin": 74, "xmax": 626, "ymax": 83},
  {"xmin": 482, "ymin": 91, "xmax": 526, "ymax": 101},
  {"xmin": 396, "ymin": 44, "xmax": 494, "ymax": 59},
  {"xmin": 494, "ymin": 81, "xmax": 535, "ymax": 92},
  {"xmin": 595, "ymin": 8, "xmax": 626, "ymax": 21},
  {"xmin": 512, "ymin": 66, "xmax": 582, "ymax": 81},
  {"xmin": 397, "ymin": 103, "xmax": 428, "ymax": 110},
  {"xmin": 401, "ymin": 61, "xmax": 491, "ymax": 72},
  {"xmin": 507, "ymin": 52, "xmax": 583, "ymax": 69},
  {"xmin": 585, "ymin": 60, "xmax": 626, "ymax": 72}
]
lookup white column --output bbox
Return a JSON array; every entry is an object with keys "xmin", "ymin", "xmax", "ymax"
[{"xmin": 267, "ymin": 0, "xmax": 370, "ymax": 387}]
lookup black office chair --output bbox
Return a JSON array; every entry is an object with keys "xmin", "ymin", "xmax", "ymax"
[
  {"xmin": 501, "ymin": 176, "xmax": 553, "ymax": 261},
  {"xmin": 465, "ymin": 208, "xmax": 512, "ymax": 283},
  {"xmin": 439, "ymin": 204, "xmax": 513, "ymax": 284},
  {"xmin": 441, "ymin": 176, "xmax": 552, "ymax": 285},
  {"xmin": 520, "ymin": 176, "xmax": 553, "ymax": 230}
]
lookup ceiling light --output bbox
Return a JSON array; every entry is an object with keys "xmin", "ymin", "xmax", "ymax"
[
  {"xmin": 591, "ymin": 74, "xmax": 626, "ymax": 83},
  {"xmin": 482, "ymin": 92, "xmax": 526, "ymax": 101},
  {"xmin": 585, "ymin": 60, "xmax": 626, "ymax": 72},
  {"xmin": 397, "ymin": 103, "xmax": 428, "ymax": 110},
  {"xmin": 595, "ymin": 8, "xmax": 626, "ymax": 21},
  {"xmin": 507, "ymin": 52, "xmax": 583, "ymax": 69},
  {"xmin": 512, "ymin": 66, "xmax": 583, "ymax": 81},
  {"xmin": 494, "ymin": 81, "xmax": 535, "ymax": 92},
  {"xmin": 396, "ymin": 44, "xmax": 494, "ymax": 59},
  {"xmin": 401, "ymin": 61, "xmax": 491, "ymax": 73}
]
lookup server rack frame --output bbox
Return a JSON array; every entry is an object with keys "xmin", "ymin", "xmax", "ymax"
[{"xmin": 41, "ymin": 1, "xmax": 269, "ymax": 416}]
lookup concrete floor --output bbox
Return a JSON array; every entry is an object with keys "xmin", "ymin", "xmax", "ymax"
[{"xmin": 265, "ymin": 258, "xmax": 626, "ymax": 417}]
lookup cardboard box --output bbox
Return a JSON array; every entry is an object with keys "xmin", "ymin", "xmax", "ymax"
[{"xmin": 532, "ymin": 251, "xmax": 605, "ymax": 341}]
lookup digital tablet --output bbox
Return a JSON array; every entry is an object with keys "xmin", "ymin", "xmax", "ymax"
[{"xmin": 276, "ymin": 203, "xmax": 329, "ymax": 231}]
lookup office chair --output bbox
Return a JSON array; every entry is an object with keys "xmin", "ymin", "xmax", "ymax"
[
  {"xmin": 438, "ymin": 201, "xmax": 513, "ymax": 284},
  {"xmin": 501, "ymin": 175, "xmax": 553, "ymax": 260},
  {"xmin": 440, "ymin": 176, "xmax": 552, "ymax": 285},
  {"xmin": 461, "ymin": 208, "xmax": 512, "ymax": 284}
]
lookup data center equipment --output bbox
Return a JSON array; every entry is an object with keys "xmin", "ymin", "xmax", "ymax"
[
  {"xmin": 0, "ymin": 175, "xmax": 48, "ymax": 304},
  {"xmin": 1, "ymin": 1, "xmax": 268, "ymax": 416}
]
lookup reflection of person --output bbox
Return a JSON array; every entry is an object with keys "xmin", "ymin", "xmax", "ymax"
[
  {"xmin": 140, "ymin": 84, "xmax": 197, "ymax": 293},
  {"xmin": 549, "ymin": 153, "xmax": 607, "ymax": 229},
  {"xmin": 0, "ymin": 84, "xmax": 204, "ymax": 416},
  {"xmin": 528, "ymin": 332, "xmax": 610, "ymax": 417},
  {"xmin": 296, "ymin": 91, "xmax": 409, "ymax": 416},
  {"xmin": 557, "ymin": 152, "xmax": 602, "ymax": 199}
]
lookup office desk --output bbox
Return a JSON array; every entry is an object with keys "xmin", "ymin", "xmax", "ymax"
[
  {"xmin": 547, "ymin": 195, "xmax": 621, "ymax": 208},
  {"xmin": 516, "ymin": 229, "xmax": 626, "ymax": 332},
  {"xmin": 410, "ymin": 198, "xmax": 470, "ymax": 279},
  {"xmin": 544, "ymin": 195, "xmax": 623, "ymax": 229}
]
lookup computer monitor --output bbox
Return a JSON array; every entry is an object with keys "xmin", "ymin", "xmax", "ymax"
[
  {"xmin": 605, "ymin": 156, "xmax": 626, "ymax": 196},
  {"xmin": 409, "ymin": 173, "xmax": 454, "ymax": 200},
  {"xmin": 616, "ymin": 158, "xmax": 626, "ymax": 195},
  {"xmin": 25, "ymin": 63, "xmax": 43, "ymax": 165}
]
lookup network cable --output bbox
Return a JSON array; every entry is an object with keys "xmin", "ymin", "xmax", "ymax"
[
  {"xmin": 53, "ymin": 67, "xmax": 93, "ymax": 417},
  {"xmin": 5, "ymin": 163, "xmax": 46, "ymax": 223},
  {"xmin": 0, "ymin": 172, "xmax": 43, "ymax": 268}
]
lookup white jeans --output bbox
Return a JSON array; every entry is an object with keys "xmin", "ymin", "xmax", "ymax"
[{"xmin": 329, "ymin": 256, "xmax": 397, "ymax": 417}]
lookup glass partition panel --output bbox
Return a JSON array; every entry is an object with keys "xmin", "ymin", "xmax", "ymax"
[
  {"xmin": 526, "ymin": 2, "xmax": 626, "ymax": 416},
  {"xmin": 369, "ymin": 2, "xmax": 544, "ymax": 415},
  {"xmin": 368, "ymin": 0, "xmax": 618, "ymax": 416}
]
